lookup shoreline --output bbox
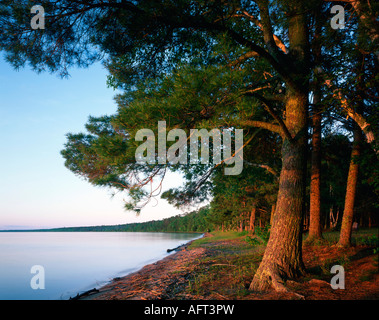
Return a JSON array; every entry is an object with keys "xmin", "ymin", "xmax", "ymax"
[
  {"xmin": 78, "ymin": 233, "xmax": 207, "ymax": 300},
  {"xmin": 78, "ymin": 230, "xmax": 379, "ymax": 300}
]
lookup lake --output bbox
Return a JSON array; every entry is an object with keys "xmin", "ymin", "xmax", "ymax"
[{"xmin": 0, "ymin": 232, "xmax": 202, "ymax": 300}]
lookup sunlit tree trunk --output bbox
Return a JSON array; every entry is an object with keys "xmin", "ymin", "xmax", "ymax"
[
  {"xmin": 307, "ymin": 6, "xmax": 323, "ymax": 242},
  {"xmin": 249, "ymin": 207, "xmax": 256, "ymax": 235},
  {"xmin": 308, "ymin": 99, "xmax": 323, "ymax": 241},
  {"xmin": 269, "ymin": 204, "xmax": 275, "ymax": 226},
  {"xmin": 250, "ymin": 88, "xmax": 309, "ymax": 292},
  {"xmin": 249, "ymin": 2, "xmax": 309, "ymax": 292},
  {"xmin": 338, "ymin": 126, "xmax": 362, "ymax": 247}
]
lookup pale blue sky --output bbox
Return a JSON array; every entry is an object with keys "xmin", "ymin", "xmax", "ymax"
[{"xmin": 0, "ymin": 57, "xmax": 183, "ymax": 230}]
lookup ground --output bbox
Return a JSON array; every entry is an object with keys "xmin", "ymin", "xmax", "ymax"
[{"xmin": 84, "ymin": 229, "xmax": 379, "ymax": 300}]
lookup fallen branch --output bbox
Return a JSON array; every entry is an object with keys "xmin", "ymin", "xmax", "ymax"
[
  {"xmin": 69, "ymin": 287, "xmax": 99, "ymax": 300},
  {"xmin": 167, "ymin": 243, "xmax": 187, "ymax": 253}
]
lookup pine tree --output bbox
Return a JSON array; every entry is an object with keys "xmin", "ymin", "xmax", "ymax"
[{"xmin": 1, "ymin": 0, "xmax": 377, "ymax": 292}]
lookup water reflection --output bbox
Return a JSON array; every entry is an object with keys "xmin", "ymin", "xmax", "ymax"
[{"xmin": 0, "ymin": 232, "xmax": 201, "ymax": 300}]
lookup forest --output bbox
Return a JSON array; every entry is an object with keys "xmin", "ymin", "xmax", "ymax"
[
  {"xmin": 0, "ymin": 0, "xmax": 378, "ymax": 293},
  {"xmin": 35, "ymin": 206, "xmax": 213, "ymax": 232}
]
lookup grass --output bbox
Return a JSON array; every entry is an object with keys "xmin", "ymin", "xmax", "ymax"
[
  {"xmin": 359, "ymin": 255, "xmax": 379, "ymax": 282},
  {"xmin": 303, "ymin": 228, "xmax": 379, "ymax": 247},
  {"xmin": 185, "ymin": 230, "xmax": 266, "ymax": 298},
  {"xmin": 188, "ymin": 231, "xmax": 249, "ymax": 248},
  {"xmin": 182, "ymin": 228, "xmax": 378, "ymax": 299}
]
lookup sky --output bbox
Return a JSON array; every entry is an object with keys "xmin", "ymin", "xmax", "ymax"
[{"xmin": 0, "ymin": 57, "xmax": 185, "ymax": 230}]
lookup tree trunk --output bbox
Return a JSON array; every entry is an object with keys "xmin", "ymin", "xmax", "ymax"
[
  {"xmin": 330, "ymin": 206, "xmax": 337, "ymax": 230},
  {"xmin": 249, "ymin": 207, "xmax": 256, "ymax": 235},
  {"xmin": 303, "ymin": 211, "xmax": 309, "ymax": 231},
  {"xmin": 307, "ymin": 102, "xmax": 323, "ymax": 241},
  {"xmin": 307, "ymin": 6, "xmax": 323, "ymax": 242},
  {"xmin": 338, "ymin": 127, "xmax": 362, "ymax": 247},
  {"xmin": 250, "ymin": 89, "xmax": 308, "ymax": 291},
  {"xmin": 249, "ymin": 1, "xmax": 309, "ymax": 292},
  {"xmin": 249, "ymin": 2, "xmax": 309, "ymax": 292},
  {"xmin": 350, "ymin": 0, "xmax": 379, "ymax": 62},
  {"xmin": 269, "ymin": 204, "xmax": 275, "ymax": 226}
]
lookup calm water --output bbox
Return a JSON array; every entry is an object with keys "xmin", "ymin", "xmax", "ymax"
[{"xmin": 0, "ymin": 232, "xmax": 202, "ymax": 300}]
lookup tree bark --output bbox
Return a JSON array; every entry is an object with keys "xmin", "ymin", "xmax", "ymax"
[
  {"xmin": 269, "ymin": 204, "xmax": 275, "ymax": 226},
  {"xmin": 239, "ymin": 217, "xmax": 244, "ymax": 232},
  {"xmin": 338, "ymin": 126, "xmax": 362, "ymax": 247},
  {"xmin": 249, "ymin": 2, "xmax": 308, "ymax": 292},
  {"xmin": 250, "ymin": 90, "xmax": 308, "ymax": 291},
  {"xmin": 307, "ymin": 100, "xmax": 323, "ymax": 241},
  {"xmin": 307, "ymin": 8, "xmax": 323, "ymax": 242},
  {"xmin": 350, "ymin": 0, "xmax": 379, "ymax": 61},
  {"xmin": 249, "ymin": 1, "xmax": 309, "ymax": 292},
  {"xmin": 249, "ymin": 207, "xmax": 256, "ymax": 235}
]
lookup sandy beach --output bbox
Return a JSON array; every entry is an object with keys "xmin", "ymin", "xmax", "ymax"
[
  {"xmin": 80, "ymin": 236, "xmax": 208, "ymax": 300},
  {"xmin": 78, "ymin": 231, "xmax": 379, "ymax": 301}
]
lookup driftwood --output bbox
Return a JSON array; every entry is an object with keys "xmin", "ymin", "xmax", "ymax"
[
  {"xmin": 167, "ymin": 243, "xmax": 187, "ymax": 253},
  {"xmin": 69, "ymin": 288, "xmax": 99, "ymax": 300}
]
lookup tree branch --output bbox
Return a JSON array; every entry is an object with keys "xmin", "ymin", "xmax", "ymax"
[
  {"xmin": 256, "ymin": 0, "xmax": 288, "ymax": 60},
  {"xmin": 238, "ymin": 120, "xmax": 284, "ymax": 137},
  {"xmin": 150, "ymin": 10, "xmax": 298, "ymax": 90},
  {"xmin": 324, "ymin": 0, "xmax": 379, "ymax": 60},
  {"xmin": 324, "ymin": 79, "xmax": 376, "ymax": 147},
  {"xmin": 231, "ymin": 9, "xmax": 288, "ymax": 54},
  {"xmin": 243, "ymin": 92, "xmax": 293, "ymax": 141},
  {"xmin": 243, "ymin": 160, "xmax": 279, "ymax": 179}
]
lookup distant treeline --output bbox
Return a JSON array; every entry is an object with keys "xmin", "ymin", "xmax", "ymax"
[{"xmin": 27, "ymin": 206, "xmax": 213, "ymax": 233}]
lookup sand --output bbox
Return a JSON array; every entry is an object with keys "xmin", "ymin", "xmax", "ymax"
[{"xmin": 80, "ymin": 240, "xmax": 206, "ymax": 300}]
